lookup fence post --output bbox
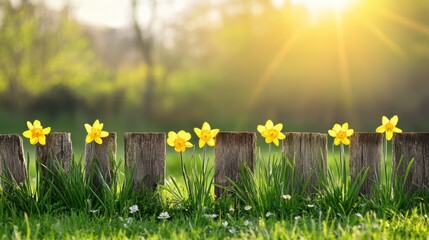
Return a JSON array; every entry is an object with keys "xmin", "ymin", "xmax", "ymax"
[
  {"xmin": 393, "ymin": 133, "xmax": 429, "ymax": 193},
  {"xmin": 282, "ymin": 132, "xmax": 327, "ymax": 193},
  {"xmin": 36, "ymin": 132, "xmax": 73, "ymax": 175},
  {"xmin": 214, "ymin": 132, "xmax": 256, "ymax": 198},
  {"xmin": 124, "ymin": 132, "xmax": 165, "ymax": 191},
  {"xmin": 0, "ymin": 134, "xmax": 27, "ymax": 187},
  {"xmin": 349, "ymin": 133, "xmax": 383, "ymax": 195},
  {"xmin": 85, "ymin": 132, "xmax": 117, "ymax": 189}
]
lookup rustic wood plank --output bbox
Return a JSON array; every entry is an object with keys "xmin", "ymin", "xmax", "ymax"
[
  {"xmin": 349, "ymin": 133, "xmax": 383, "ymax": 195},
  {"xmin": 282, "ymin": 132, "xmax": 327, "ymax": 193},
  {"xmin": 0, "ymin": 134, "xmax": 27, "ymax": 186},
  {"xmin": 36, "ymin": 132, "xmax": 73, "ymax": 175},
  {"xmin": 393, "ymin": 133, "xmax": 429, "ymax": 192},
  {"xmin": 214, "ymin": 132, "xmax": 256, "ymax": 197},
  {"xmin": 124, "ymin": 132, "xmax": 165, "ymax": 191},
  {"xmin": 85, "ymin": 132, "xmax": 117, "ymax": 189}
]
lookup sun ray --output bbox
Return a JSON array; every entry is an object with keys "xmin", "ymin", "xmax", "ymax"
[
  {"xmin": 377, "ymin": 8, "xmax": 429, "ymax": 36},
  {"xmin": 358, "ymin": 13, "xmax": 406, "ymax": 57},
  {"xmin": 335, "ymin": 12, "xmax": 354, "ymax": 120},
  {"xmin": 239, "ymin": 27, "xmax": 306, "ymax": 125}
]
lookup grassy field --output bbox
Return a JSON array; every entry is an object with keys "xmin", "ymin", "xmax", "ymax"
[{"xmin": 1, "ymin": 145, "xmax": 426, "ymax": 239}]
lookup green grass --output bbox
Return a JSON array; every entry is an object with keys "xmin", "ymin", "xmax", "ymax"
[{"xmin": 1, "ymin": 145, "xmax": 429, "ymax": 239}]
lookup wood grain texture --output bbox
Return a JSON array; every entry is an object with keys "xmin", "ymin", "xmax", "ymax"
[
  {"xmin": 124, "ymin": 132, "xmax": 165, "ymax": 191},
  {"xmin": 214, "ymin": 132, "xmax": 256, "ymax": 197},
  {"xmin": 349, "ymin": 133, "xmax": 383, "ymax": 195},
  {"xmin": 393, "ymin": 133, "xmax": 429, "ymax": 192},
  {"xmin": 282, "ymin": 132, "xmax": 327, "ymax": 193},
  {"xmin": 36, "ymin": 132, "xmax": 73, "ymax": 175},
  {"xmin": 0, "ymin": 134, "xmax": 27, "ymax": 186},
  {"xmin": 85, "ymin": 132, "xmax": 117, "ymax": 188}
]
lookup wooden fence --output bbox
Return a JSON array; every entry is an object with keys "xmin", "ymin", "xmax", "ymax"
[{"xmin": 0, "ymin": 132, "xmax": 427, "ymax": 196}]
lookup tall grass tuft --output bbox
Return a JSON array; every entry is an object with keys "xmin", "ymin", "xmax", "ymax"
[{"xmin": 227, "ymin": 150, "xmax": 307, "ymax": 216}]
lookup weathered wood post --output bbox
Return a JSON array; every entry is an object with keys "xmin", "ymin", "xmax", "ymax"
[
  {"xmin": 393, "ymin": 133, "xmax": 429, "ymax": 193},
  {"xmin": 85, "ymin": 133, "xmax": 117, "ymax": 189},
  {"xmin": 349, "ymin": 133, "xmax": 383, "ymax": 195},
  {"xmin": 36, "ymin": 132, "xmax": 73, "ymax": 175},
  {"xmin": 282, "ymin": 132, "xmax": 327, "ymax": 193},
  {"xmin": 124, "ymin": 132, "xmax": 165, "ymax": 191},
  {"xmin": 0, "ymin": 134, "xmax": 27, "ymax": 186},
  {"xmin": 214, "ymin": 132, "xmax": 256, "ymax": 198}
]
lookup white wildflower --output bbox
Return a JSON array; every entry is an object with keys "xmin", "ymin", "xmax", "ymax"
[
  {"xmin": 229, "ymin": 227, "xmax": 237, "ymax": 234},
  {"xmin": 222, "ymin": 221, "xmax": 228, "ymax": 227},
  {"xmin": 203, "ymin": 214, "xmax": 218, "ymax": 219},
  {"xmin": 266, "ymin": 212, "xmax": 273, "ymax": 217},
  {"xmin": 89, "ymin": 209, "xmax": 98, "ymax": 213},
  {"xmin": 294, "ymin": 216, "xmax": 302, "ymax": 221},
  {"xmin": 229, "ymin": 207, "xmax": 235, "ymax": 213},
  {"xmin": 244, "ymin": 220, "xmax": 251, "ymax": 226},
  {"xmin": 355, "ymin": 213, "xmax": 363, "ymax": 218},
  {"xmin": 282, "ymin": 194, "xmax": 291, "ymax": 200},
  {"xmin": 158, "ymin": 212, "xmax": 171, "ymax": 220},
  {"xmin": 307, "ymin": 204, "xmax": 315, "ymax": 208},
  {"xmin": 129, "ymin": 205, "xmax": 139, "ymax": 214},
  {"xmin": 244, "ymin": 205, "xmax": 252, "ymax": 211}
]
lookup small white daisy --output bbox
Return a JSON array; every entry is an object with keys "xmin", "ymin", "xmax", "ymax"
[
  {"xmin": 222, "ymin": 221, "xmax": 229, "ymax": 227},
  {"xmin": 266, "ymin": 211, "xmax": 273, "ymax": 217},
  {"xmin": 244, "ymin": 220, "xmax": 251, "ymax": 226},
  {"xmin": 355, "ymin": 213, "xmax": 363, "ymax": 218},
  {"xmin": 244, "ymin": 205, "xmax": 252, "ymax": 211},
  {"xmin": 294, "ymin": 216, "xmax": 302, "ymax": 221},
  {"xmin": 229, "ymin": 227, "xmax": 237, "ymax": 234},
  {"xmin": 282, "ymin": 194, "xmax": 291, "ymax": 200},
  {"xmin": 229, "ymin": 207, "xmax": 235, "ymax": 213},
  {"xmin": 129, "ymin": 205, "xmax": 139, "ymax": 214},
  {"xmin": 158, "ymin": 211, "xmax": 171, "ymax": 220}
]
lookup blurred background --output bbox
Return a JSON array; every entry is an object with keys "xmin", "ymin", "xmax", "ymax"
[{"xmin": 1, "ymin": 0, "xmax": 429, "ymax": 155}]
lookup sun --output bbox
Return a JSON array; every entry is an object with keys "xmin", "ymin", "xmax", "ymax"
[{"xmin": 291, "ymin": 0, "xmax": 355, "ymax": 18}]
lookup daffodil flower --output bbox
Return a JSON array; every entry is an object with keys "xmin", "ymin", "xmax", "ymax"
[
  {"xmin": 167, "ymin": 130, "xmax": 193, "ymax": 152},
  {"xmin": 257, "ymin": 120, "xmax": 286, "ymax": 146},
  {"xmin": 194, "ymin": 122, "xmax": 219, "ymax": 148},
  {"xmin": 376, "ymin": 115, "xmax": 402, "ymax": 141},
  {"xmin": 23, "ymin": 120, "xmax": 51, "ymax": 145},
  {"xmin": 328, "ymin": 122, "xmax": 354, "ymax": 146},
  {"xmin": 84, "ymin": 119, "xmax": 109, "ymax": 144}
]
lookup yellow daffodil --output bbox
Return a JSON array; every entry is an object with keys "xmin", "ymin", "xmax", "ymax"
[
  {"xmin": 328, "ymin": 122, "xmax": 354, "ymax": 146},
  {"xmin": 23, "ymin": 120, "xmax": 51, "ymax": 145},
  {"xmin": 194, "ymin": 122, "xmax": 219, "ymax": 148},
  {"xmin": 167, "ymin": 130, "xmax": 193, "ymax": 152},
  {"xmin": 257, "ymin": 119, "xmax": 286, "ymax": 146},
  {"xmin": 84, "ymin": 119, "xmax": 109, "ymax": 144},
  {"xmin": 376, "ymin": 115, "xmax": 402, "ymax": 141}
]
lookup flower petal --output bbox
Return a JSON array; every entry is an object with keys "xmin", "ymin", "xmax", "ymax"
[
  {"xmin": 95, "ymin": 137, "xmax": 103, "ymax": 145},
  {"xmin": 274, "ymin": 123, "xmax": 283, "ymax": 132},
  {"xmin": 30, "ymin": 137, "xmax": 39, "ymax": 145},
  {"xmin": 328, "ymin": 130, "xmax": 337, "ymax": 137},
  {"xmin": 85, "ymin": 135, "xmax": 93, "ymax": 143},
  {"xmin": 265, "ymin": 138, "xmax": 272, "ymax": 143},
  {"xmin": 342, "ymin": 137, "xmax": 350, "ymax": 145},
  {"xmin": 98, "ymin": 123, "xmax": 104, "ymax": 130},
  {"xmin": 265, "ymin": 120, "xmax": 274, "ymax": 129},
  {"xmin": 346, "ymin": 129, "xmax": 354, "ymax": 137},
  {"xmin": 43, "ymin": 127, "xmax": 51, "ymax": 135},
  {"xmin": 199, "ymin": 139, "xmax": 205, "ymax": 148},
  {"xmin": 174, "ymin": 146, "xmax": 183, "ymax": 152},
  {"xmin": 278, "ymin": 132, "xmax": 286, "ymax": 140},
  {"xmin": 27, "ymin": 121, "xmax": 33, "ymax": 130},
  {"xmin": 177, "ymin": 130, "xmax": 186, "ymax": 139},
  {"xmin": 194, "ymin": 128, "xmax": 201, "ymax": 137},
  {"xmin": 185, "ymin": 142, "xmax": 193, "ymax": 148},
  {"xmin": 34, "ymin": 120, "xmax": 41, "ymax": 129},
  {"xmin": 341, "ymin": 122, "xmax": 349, "ymax": 132},
  {"xmin": 202, "ymin": 122, "xmax": 210, "ymax": 131},
  {"xmin": 101, "ymin": 131, "xmax": 109, "ymax": 137},
  {"xmin": 211, "ymin": 129, "xmax": 220, "ymax": 137},
  {"xmin": 257, "ymin": 125, "xmax": 265, "ymax": 134},
  {"xmin": 390, "ymin": 115, "xmax": 398, "ymax": 126},
  {"xmin": 184, "ymin": 132, "xmax": 192, "ymax": 141},
  {"xmin": 85, "ymin": 124, "xmax": 92, "ymax": 133},
  {"xmin": 333, "ymin": 124, "xmax": 341, "ymax": 132},
  {"xmin": 273, "ymin": 138, "xmax": 279, "ymax": 146},
  {"xmin": 94, "ymin": 119, "xmax": 100, "ymax": 129},
  {"xmin": 23, "ymin": 130, "xmax": 32, "ymax": 138},
  {"xmin": 167, "ymin": 138, "xmax": 175, "ymax": 147},
  {"xmin": 386, "ymin": 131, "xmax": 393, "ymax": 141},
  {"xmin": 382, "ymin": 116, "xmax": 389, "ymax": 125},
  {"xmin": 207, "ymin": 138, "xmax": 215, "ymax": 147},
  {"xmin": 39, "ymin": 136, "xmax": 46, "ymax": 145},
  {"xmin": 393, "ymin": 127, "xmax": 402, "ymax": 133},
  {"xmin": 334, "ymin": 138, "xmax": 341, "ymax": 146},
  {"xmin": 376, "ymin": 125, "xmax": 385, "ymax": 133}
]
